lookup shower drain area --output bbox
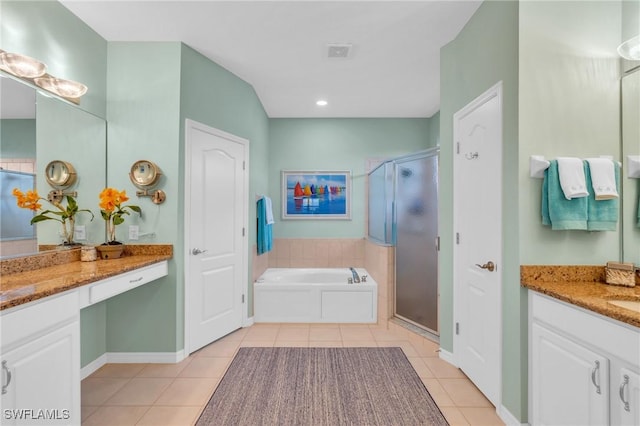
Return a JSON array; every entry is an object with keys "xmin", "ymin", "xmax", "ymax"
[{"xmin": 390, "ymin": 317, "xmax": 440, "ymax": 344}]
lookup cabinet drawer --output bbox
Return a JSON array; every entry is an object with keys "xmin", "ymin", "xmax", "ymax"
[
  {"xmin": 1, "ymin": 292, "xmax": 79, "ymax": 350},
  {"xmin": 89, "ymin": 261, "xmax": 168, "ymax": 304}
]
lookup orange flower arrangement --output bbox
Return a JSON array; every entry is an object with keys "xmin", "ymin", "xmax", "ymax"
[
  {"xmin": 99, "ymin": 188, "xmax": 141, "ymax": 244},
  {"xmin": 13, "ymin": 188, "xmax": 94, "ymax": 245}
]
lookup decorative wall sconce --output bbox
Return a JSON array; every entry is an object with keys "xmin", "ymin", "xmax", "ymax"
[
  {"xmin": 129, "ymin": 160, "xmax": 166, "ymax": 205},
  {"xmin": 45, "ymin": 160, "xmax": 78, "ymax": 203},
  {"xmin": 618, "ymin": 35, "xmax": 640, "ymax": 61},
  {"xmin": 0, "ymin": 49, "xmax": 87, "ymax": 104}
]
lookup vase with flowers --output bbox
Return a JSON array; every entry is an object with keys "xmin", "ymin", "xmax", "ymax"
[
  {"xmin": 12, "ymin": 188, "xmax": 94, "ymax": 246},
  {"xmin": 96, "ymin": 187, "xmax": 141, "ymax": 259}
]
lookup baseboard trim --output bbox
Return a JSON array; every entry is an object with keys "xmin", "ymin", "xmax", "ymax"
[
  {"xmin": 438, "ymin": 348, "xmax": 457, "ymax": 367},
  {"xmin": 244, "ymin": 316, "xmax": 255, "ymax": 327},
  {"xmin": 498, "ymin": 405, "xmax": 528, "ymax": 426},
  {"xmin": 80, "ymin": 350, "xmax": 186, "ymax": 379}
]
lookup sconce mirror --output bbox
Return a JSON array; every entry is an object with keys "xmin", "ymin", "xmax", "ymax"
[
  {"xmin": 129, "ymin": 160, "xmax": 166, "ymax": 205},
  {"xmin": 45, "ymin": 160, "xmax": 76, "ymax": 189}
]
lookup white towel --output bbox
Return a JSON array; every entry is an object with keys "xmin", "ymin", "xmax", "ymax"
[
  {"xmin": 586, "ymin": 158, "xmax": 618, "ymax": 200},
  {"xmin": 264, "ymin": 196, "xmax": 275, "ymax": 224},
  {"xmin": 557, "ymin": 157, "xmax": 589, "ymax": 200}
]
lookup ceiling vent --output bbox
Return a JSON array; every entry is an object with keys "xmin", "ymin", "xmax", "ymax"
[{"xmin": 327, "ymin": 43, "xmax": 352, "ymax": 59}]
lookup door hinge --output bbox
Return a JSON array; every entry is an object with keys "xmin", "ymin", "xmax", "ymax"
[
  {"xmin": 243, "ymin": 161, "xmax": 246, "ymax": 170},
  {"xmin": 242, "ymin": 294, "xmax": 245, "ymax": 303},
  {"xmin": 456, "ymin": 322, "xmax": 460, "ymax": 335},
  {"xmin": 456, "ymin": 142, "xmax": 460, "ymax": 154},
  {"xmin": 435, "ymin": 236, "xmax": 440, "ymax": 251},
  {"xmin": 242, "ymin": 227, "xmax": 245, "ymax": 237},
  {"xmin": 456, "ymin": 233, "xmax": 460, "ymax": 245}
]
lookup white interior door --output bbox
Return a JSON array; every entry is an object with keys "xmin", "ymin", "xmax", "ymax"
[
  {"xmin": 453, "ymin": 82, "xmax": 503, "ymax": 407},
  {"xmin": 185, "ymin": 119, "xmax": 248, "ymax": 354}
]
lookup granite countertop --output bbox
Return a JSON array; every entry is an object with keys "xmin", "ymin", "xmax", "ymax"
[
  {"xmin": 521, "ymin": 265, "xmax": 640, "ymax": 329},
  {"xmin": 0, "ymin": 245, "xmax": 172, "ymax": 311}
]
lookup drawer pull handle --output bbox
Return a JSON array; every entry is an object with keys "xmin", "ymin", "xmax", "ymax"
[
  {"xmin": 2, "ymin": 360, "xmax": 11, "ymax": 394},
  {"xmin": 591, "ymin": 360, "xmax": 601, "ymax": 394},
  {"xmin": 620, "ymin": 374, "xmax": 630, "ymax": 412},
  {"xmin": 129, "ymin": 277, "xmax": 143, "ymax": 284}
]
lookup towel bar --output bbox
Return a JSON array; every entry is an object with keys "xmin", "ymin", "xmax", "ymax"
[{"xmin": 529, "ymin": 155, "xmax": 623, "ymax": 178}]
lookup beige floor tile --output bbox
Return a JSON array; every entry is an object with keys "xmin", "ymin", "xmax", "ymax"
[
  {"xmin": 81, "ymin": 405, "xmax": 99, "ymax": 422},
  {"xmin": 407, "ymin": 357, "xmax": 434, "ymax": 378},
  {"xmin": 196, "ymin": 338, "xmax": 240, "ymax": 357},
  {"xmin": 220, "ymin": 327, "xmax": 249, "ymax": 341},
  {"xmin": 309, "ymin": 341, "xmax": 343, "ymax": 347},
  {"xmin": 276, "ymin": 327, "xmax": 310, "ymax": 341},
  {"xmin": 421, "ymin": 378, "xmax": 456, "ymax": 407},
  {"xmin": 136, "ymin": 358, "xmax": 193, "ymax": 378},
  {"xmin": 155, "ymin": 378, "xmax": 218, "ymax": 406},
  {"xmin": 274, "ymin": 340, "xmax": 309, "ymax": 347},
  {"xmin": 91, "ymin": 364, "xmax": 147, "ymax": 378},
  {"xmin": 439, "ymin": 378, "xmax": 493, "ymax": 407},
  {"xmin": 339, "ymin": 327, "xmax": 374, "ymax": 341},
  {"xmin": 342, "ymin": 340, "xmax": 378, "ymax": 347},
  {"xmin": 422, "ymin": 357, "xmax": 466, "ymax": 378},
  {"xmin": 459, "ymin": 407, "xmax": 505, "ymax": 425},
  {"xmin": 420, "ymin": 338, "xmax": 441, "ymax": 357},
  {"xmin": 244, "ymin": 326, "xmax": 280, "ymax": 341},
  {"xmin": 370, "ymin": 328, "xmax": 406, "ymax": 341},
  {"xmin": 309, "ymin": 323, "xmax": 340, "ymax": 329},
  {"xmin": 82, "ymin": 405, "xmax": 149, "ymax": 426},
  {"xmin": 439, "ymin": 406, "xmax": 471, "ymax": 426},
  {"xmin": 103, "ymin": 378, "xmax": 173, "ymax": 406},
  {"xmin": 81, "ymin": 378, "xmax": 130, "ymax": 406},
  {"xmin": 179, "ymin": 357, "xmax": 231, "ymax": 378},
  {"xmin": 136, "ymin": 406, "xmax": 203, "ymax": 426},
  {"xmin": 277, "ymin": 323, "xmax": 310, "ymax": 328},
  {"xmin": 239, "ymin": 340, "xmax": 274, "ymax": 347},
  {"xmin": 376, "ymin": 340, "xmax": 419, "ymax": 357},
  {"xmin": 309, "ymin": 327, "xmax": 342, "ymax": 341}
]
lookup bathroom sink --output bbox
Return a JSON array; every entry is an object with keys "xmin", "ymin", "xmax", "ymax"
[{"xmin": 607, "ymin": 300, "xmax": 640, "ymax": 313}]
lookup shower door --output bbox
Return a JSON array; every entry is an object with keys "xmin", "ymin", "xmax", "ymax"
[{"xmin": 394, "ymin": 152, "xmax": 438, "ymax": 334}]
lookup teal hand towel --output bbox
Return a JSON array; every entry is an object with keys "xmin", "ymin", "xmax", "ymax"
[
  {"xmin": 541, "ymin": 168, "xmax": 551, "ymax": 226},
  {"xmin": 547, "ymin": 160, "xmax": 588, "ymax": 230},
  {"xmin": 257, "ymin": 198, "xmax": 273, "ymax": 255},
  {"xmin": 586, "ymin": 162, "xmax": 619, "ymax": 231}
]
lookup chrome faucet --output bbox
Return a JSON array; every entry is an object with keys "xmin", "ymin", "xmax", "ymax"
[{"xmin": 349, "ymin": 267, "xmax": 361, "ymax": 283}]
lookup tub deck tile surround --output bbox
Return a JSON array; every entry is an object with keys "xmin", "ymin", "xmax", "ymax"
[
  {"xmin": 521, "ymin": 265, "xmax": 640, "ymax": 328},
  {"xmin": 1, "ymin": 245, "xmax": 172, "ymax": 310}
]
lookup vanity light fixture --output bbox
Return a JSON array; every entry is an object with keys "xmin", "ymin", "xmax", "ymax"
[
  {"xmin": 0, "ymin": 49, "xmax": 88, "ymax": 103},
  {"xmin": 0, "ymin": 50, "xmax": 46, "ymax": 79},
  {"xmin": 618, "ymin": 34, "xmax": 640, "ymax": 61}
]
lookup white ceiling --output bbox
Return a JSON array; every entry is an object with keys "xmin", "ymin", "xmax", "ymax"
[{"xmin": 60, "ymin": 1, "xmax": 482, "ymax": 118}]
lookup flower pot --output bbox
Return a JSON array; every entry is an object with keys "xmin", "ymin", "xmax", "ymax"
[{"xmin": 96, "ymin": 244, "xmax": 124, "ymax": 260}]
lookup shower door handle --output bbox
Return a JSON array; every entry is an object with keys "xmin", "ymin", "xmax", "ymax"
[{"xmin": 475, "ymin": 261, "xmax": 495, "ymax": 272}]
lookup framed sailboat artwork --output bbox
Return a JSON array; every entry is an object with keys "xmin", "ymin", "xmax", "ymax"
[{"xmin": 281, "ymin": 170, "xmax": 351, "ymax": 220}]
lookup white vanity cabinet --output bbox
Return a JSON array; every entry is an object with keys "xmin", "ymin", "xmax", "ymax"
[
  {"xmin": 530, "ymin": 292, "xmax": 640, "ymax": 426},
  {"xmin": 1, "ymin": 292, "xmax": 80, "ymax": 425}
]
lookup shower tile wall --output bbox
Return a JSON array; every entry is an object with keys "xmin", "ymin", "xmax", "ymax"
[{"xmin": 364, "ymin": 239, "xmax": 394, "ymax": 325}]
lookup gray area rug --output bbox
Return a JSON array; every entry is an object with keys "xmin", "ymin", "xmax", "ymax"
[{"xmin": 196, "ymin": 347, "xmax": 449, "ymax": 426}]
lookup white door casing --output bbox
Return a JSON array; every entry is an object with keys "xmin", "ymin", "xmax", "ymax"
[
  {"xmin": 184, "ymin": 119, "xmax": 248, "ymax": 354},
  {"xmin": 452, "ymin": 82, "xmax": 503, "ymax": 407}
]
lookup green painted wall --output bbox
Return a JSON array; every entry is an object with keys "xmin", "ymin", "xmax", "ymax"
[
  {"xmin": 518, "ymin": 0, "xmax": 622, "ymax": 265},
  {"xmin": 269, "ymin": 118, "xmax": 433, "ymax": 239},
  {"xmin": 1, "ymin": 0, "xmax": 107, "ymax": 118},
  {"xmin": 105, "ymin": 42, "xmax": 182, "ymax": 354},
  {"xmin": 179, "ymin": 44, "xmax": 270, "ymax": 319},
  {"xmin": 439, "ymin": 0, "xmax": 524, "ymax": 421},
  {"xmin": 0, "ymin": 119, "xmax": 36, "ymax": 158}
]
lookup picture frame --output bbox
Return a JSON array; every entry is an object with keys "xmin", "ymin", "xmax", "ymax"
[{"xmin": 281, "ymin": 170, "xmax": 351, "ymax": 220}]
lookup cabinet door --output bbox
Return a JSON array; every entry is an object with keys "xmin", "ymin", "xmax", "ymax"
[
  {"xmin": 614, "ymin": 368, "xmax": 640, "ymax": 426},
  {"xmin": 531, "ymin": 323, "xmax": 609, "ymax": 426},
  {"xmin": 1, "ymin": 322, "xmax": 80, "ymax": 425}
]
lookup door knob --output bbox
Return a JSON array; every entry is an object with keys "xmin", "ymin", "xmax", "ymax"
[
  {"xmin": 191, "ymin": 248, "xmax": 208, "ymax": 255},
  {"xmin": 475, "ymin": 261, "xmax": 495, "ymax": 272}
]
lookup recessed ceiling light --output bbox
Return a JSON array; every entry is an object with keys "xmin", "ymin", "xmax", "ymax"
[{"xmin": 316, "ymin": 100, "xmax": 328, "ymax": 106}]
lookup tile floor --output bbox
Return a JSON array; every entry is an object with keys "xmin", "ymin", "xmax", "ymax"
[{"xmin": 81, "ymin": 322, "xmax": 505, "ymax": 425}]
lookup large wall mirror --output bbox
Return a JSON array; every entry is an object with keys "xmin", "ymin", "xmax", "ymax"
[
  {"xmin": 622, "ymin": 68, "xmax": 640, "ymax": 264},
  {"xmin": 0, "ymin": 73, "xmax": 106, "ymax": 258}
]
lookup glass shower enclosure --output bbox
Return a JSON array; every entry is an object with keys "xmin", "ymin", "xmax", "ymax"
[{"xmin": 368, "ymin": 148, "xmax": 439, "ymax": 335}]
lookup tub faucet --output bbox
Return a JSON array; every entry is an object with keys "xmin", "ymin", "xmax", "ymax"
[{"xmin": 349, "ymin": 267, "xmax": 361, "ymax": 283}]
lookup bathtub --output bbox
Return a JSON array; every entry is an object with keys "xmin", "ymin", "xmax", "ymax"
[{"xmin": 254, "ymin": 268, "xmax": 377, "ymax": 323}]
